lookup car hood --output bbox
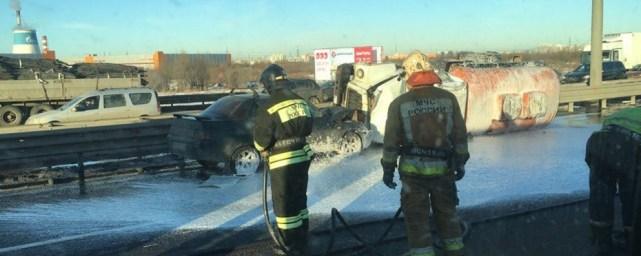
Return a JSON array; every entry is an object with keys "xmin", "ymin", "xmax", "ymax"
[{"xmin": 25, "ymin": 110, "xmax": 62, "ymax": 125}]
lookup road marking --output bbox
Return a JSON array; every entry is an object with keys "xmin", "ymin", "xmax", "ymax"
[{"xmin": 0, "ymin": 223, "xmax": 153, "ymax": 253}]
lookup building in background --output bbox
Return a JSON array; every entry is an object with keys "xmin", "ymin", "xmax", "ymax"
[
  {"xmin": 61, "ymin": 51, "xmax": 232, "ymax": 70},
  {"xmin": 0, "ymin": 1, "xmax": 53, "ymax": 60}
]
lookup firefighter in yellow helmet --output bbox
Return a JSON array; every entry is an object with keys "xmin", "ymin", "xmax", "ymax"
[
  {"xmin": 254, "ymin": 64, "xmax": 314, "ymax": 256},
  {"xmin": 381, "ymin": 52, "xmax": 469, "ymax": 256}
]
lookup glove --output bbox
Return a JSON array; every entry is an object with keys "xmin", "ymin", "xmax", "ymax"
[
  {"xmin": 383, "ymin": 170, "xmax": 397, "ymax": 189},
  {"xmin": 454, "ymin": 165, "xmax": 465, "ymax": 181}
]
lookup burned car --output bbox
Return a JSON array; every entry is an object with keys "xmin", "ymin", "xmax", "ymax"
[
  {"xmin": 168, "ymin": 92, "xmax": 369, "ymax": 175},
  {"xmin": 288, "ymin": 79, "xmax": 334, "ymax": 106}
]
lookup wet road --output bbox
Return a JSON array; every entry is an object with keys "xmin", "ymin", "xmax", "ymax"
[{"xmin": 0, "ymin": 114, "xmax": 603, "ymax": 255}]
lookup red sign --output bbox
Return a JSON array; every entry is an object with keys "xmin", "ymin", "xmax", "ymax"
[
  {"xmin": 315, "ymin": 51, "xmax": 329, "ymax": 60},
  {"xmin": 354, "ymin": 46, "xmax": 373, "ymax": 63}
]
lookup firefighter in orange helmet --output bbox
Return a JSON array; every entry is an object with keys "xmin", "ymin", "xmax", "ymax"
[{"xmin": 381, "ymin": 52, "xmax": 469, "ymax": 256}]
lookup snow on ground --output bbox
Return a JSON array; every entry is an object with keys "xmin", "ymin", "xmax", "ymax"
[{"xmin": 0, "ymin": 114, "xmax": 602, "ymax": 250}]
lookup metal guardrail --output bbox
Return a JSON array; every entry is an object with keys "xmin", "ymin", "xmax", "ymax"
[
  {"xmin": 559, "ymin": 79, "xmax": 641, "ymax": 104},
  {"xmin": 0, "ymin": 119, "xmax": 172, "ymax": 172}
]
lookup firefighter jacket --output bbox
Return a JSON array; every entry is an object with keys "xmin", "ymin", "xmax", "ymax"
[
  {"xmin": 253, "ymin": 86, "xmax": 314, "ymax": 169},
  {"xmin": 381, "ymin": 86, "xmax": 469, "ymax": 178}
]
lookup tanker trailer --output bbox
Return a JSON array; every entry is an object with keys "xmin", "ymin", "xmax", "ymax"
[{"xmin": 450, "ymin": 67, "xmax": 560, "ymax": 134}]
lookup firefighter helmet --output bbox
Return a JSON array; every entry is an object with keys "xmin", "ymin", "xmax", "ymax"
[
  {"xmin": 260, "ymin": 64, "xmax": 288, "ymax": 93},
  {"xmin": 406, "ymin": 70, "xmax": 442, "ymax": 89},
  {"xmin": 402, "ymin": 51, "xmax": 434, "ymax": 80}
]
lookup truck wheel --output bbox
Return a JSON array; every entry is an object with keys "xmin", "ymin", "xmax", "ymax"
[
  {"xmin": 0, "ymin": 106, "xmax": 24, "ymax": 126},
  {"xmin": 30, "ymin": 104, "xmax": 54, "ymax": 116}
]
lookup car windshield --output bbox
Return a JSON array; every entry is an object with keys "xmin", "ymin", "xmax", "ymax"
[
  {"xmin": 574, "ymin": 64, "xmax": 589, "ymax": 72},
  {"xmin": 58, "ymin": 96, "xmax": 83, "ymax": 111},
  {"xmin": 199, "ymin": 96, "xmax": 252, "ymax": 120},
  {"xmin": 319, "ymin": 81, "xmax": 334, "ymax": 88}
]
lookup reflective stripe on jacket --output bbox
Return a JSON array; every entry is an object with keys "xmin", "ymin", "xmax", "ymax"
[{"xmin": 253, "ymin": 86, "xmax": 314, "ymax": 168}]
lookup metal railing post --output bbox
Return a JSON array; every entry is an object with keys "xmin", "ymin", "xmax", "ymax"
[{"xmin": 77, "ymin": 153, "xmax": 86, "ymax": 195}]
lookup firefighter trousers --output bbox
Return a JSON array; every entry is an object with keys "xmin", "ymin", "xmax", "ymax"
[
  {"xmin": 400, "ymin": 175, "xmax": 464, "ymax": 256},
  {"xmin": 587, "ymin": 130, "xmax": 640, "ymax": 252},
  {"xmin": 270, "ymin": 160, "xmax": 311, "ymax": 255}
]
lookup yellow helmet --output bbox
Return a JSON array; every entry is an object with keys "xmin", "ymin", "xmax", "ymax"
[{"xmin": 402, "ymin": 51, "xmax": 433, "ymax": 80}]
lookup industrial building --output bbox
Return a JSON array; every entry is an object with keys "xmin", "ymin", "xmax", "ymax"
[
  {"xmin": 61, "ymin": 51, "xmax": 232, "ymax": 70},
  {"xmin": 0, "ymin": 1, "xmax": 56, "ymax": 60}
]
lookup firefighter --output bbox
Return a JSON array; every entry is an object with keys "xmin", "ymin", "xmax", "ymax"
[
  {"xmin": 585, "ymin": 107, "xmax": 641, "ymax": 255},
  {"xmin": 381, "ymin": 52, "xmax": 469, "ymax": 256},
  {"xmin": 254, "ymin": 64, "xmax": 314, "ymax": 256}
]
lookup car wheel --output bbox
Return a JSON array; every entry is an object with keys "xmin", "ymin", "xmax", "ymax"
[
  {"xmin": 0, "ymin": 106, "xmax": 24, "ymax": 126},
  {"xmin": 308, "ymin": 96, "xmax": 321, "ymax": 106},
  {"xmin": 338, "ymin": 132, "xmax": 363, "ymax": 155},
  {"xmin": 230, "ymin": 145, "xmax": 262, "ymax": 175}
]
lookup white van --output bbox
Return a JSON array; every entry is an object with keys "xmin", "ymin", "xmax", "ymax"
[{"xmin": 25, "ymin": 87, "xmax": 161, "ymax": 125}]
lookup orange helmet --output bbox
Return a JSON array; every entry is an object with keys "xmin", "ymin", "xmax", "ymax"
[{"xmin": 406, "ymin": 70, "xmax": 442, "ymax": 89}]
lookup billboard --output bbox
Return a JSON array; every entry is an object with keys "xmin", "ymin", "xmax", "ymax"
[{"xmin": 314, "ymin": 46, "xmax": 383, "ymax": 81}]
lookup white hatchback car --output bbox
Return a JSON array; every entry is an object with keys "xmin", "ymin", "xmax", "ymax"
[{"xmin": 26, "ymin": 87, "xmax": 161, "ymax": 125}]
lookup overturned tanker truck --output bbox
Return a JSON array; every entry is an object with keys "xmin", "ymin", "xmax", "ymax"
[{"xmin": 331, "ymin": 60, "xmax": 560, "ymax": 142}]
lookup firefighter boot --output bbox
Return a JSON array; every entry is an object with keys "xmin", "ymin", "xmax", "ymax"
[{"xmin": 591, "ymin": 224, "xmax": 613, "ymax": 256}]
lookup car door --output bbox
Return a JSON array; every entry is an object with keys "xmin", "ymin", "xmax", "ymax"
[
  {"xmin": 65, "ymin": 95, "xmax": 101, "ymax": 122},
  {"xmin": 102, "ymin": 93, "xmax": 130, "ymax": 120},
  {"xmin": 602, "ymin": 62, "xmax": 615, "ymax": 80}
]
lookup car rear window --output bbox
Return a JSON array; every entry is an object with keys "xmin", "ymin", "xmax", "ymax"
[
  {"xmin": 200, "ymin": 96, "xmax": 253, "ymax": 120},
  {"xmin": 129, "ymin": 92, "xmax": 152, "ymax": 105},
  {"xmin": 104, "ymin": 94, "xmax": 126, "ymax": 108}
]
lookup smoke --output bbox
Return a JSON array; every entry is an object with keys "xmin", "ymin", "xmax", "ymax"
[{"xmin": 10, "ymin": 0, "xmax": 21, "ymax": 11}]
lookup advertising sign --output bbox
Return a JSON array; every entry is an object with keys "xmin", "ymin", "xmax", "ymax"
[{"xmin": 314, "ymin": 46, "xmax": 383, "ymax": 81}]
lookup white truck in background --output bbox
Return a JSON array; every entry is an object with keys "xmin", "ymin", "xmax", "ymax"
[{"xmin": 582, "ymin": 32, "xmax": 641, "ymax": 69}]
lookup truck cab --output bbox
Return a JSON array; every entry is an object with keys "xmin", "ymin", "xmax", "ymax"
[{"xmin": 333, "ymin": 63, "xmax": 467, "ymax": 143}]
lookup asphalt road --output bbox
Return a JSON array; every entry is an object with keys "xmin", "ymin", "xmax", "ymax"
[{"xmin": 0, "ymin": 113, "xmax": 607, "ymax": 255}]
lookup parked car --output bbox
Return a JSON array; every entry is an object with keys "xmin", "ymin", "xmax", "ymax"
[
  {"xmin": 25, "ymin": 87, "xmax": 160, "ymax": 125},
  {"xmin": 561, "ymin": 61, "xmax": 627, "ymax": 84},
  {"xmin": 626, "ymin": 64, "xmax": 641, "ymax": 79},
  {"xmin": 288, "ymin": 79, "xmax": 334, "ymax": 105},
  {"xmin": 168, "ymin": 93, "xmax": 369, "ymax": 175}
]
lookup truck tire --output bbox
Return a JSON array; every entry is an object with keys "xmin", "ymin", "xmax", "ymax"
[
  {"xmin": 0, "ymin": 106, "xmax": 24, "ymax": 126},
  {"xmin": 30, "ymin": 104, "xmax": 54, "ymax": 116}
]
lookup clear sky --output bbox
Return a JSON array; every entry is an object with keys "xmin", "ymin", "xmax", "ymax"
[{"xmin": 0, "ymin": 0, "xmax": 639, "ymax": 59}]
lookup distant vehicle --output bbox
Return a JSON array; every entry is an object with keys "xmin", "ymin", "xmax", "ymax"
[
  {"xmin": 581, "ymin": 32, "xmax": 641, "ymax": 69},
  {"xmin": 167, "ymin": 93, "xmax": 369, "ymax": 175},
  {"xmin": 25, "ymin": 87, "xmax": 160, "ymax": 125},
  {"xmin": 245, "ymin": 81, "xmax": 259, "ymax": 89},
  {"xmin": 627, "ymin": 64, "xmax": 641, "ymax": 79},
  {"xmin": 560, "ymin": 61, "xmax": 627, "ymax": 84},
  {"xmin": 0, "ymin": 76, "xmax": 144, "ymax": 127},
  {"xmin": 288, "ymin": 78, "xmax": 334, "ymax": 106}
]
